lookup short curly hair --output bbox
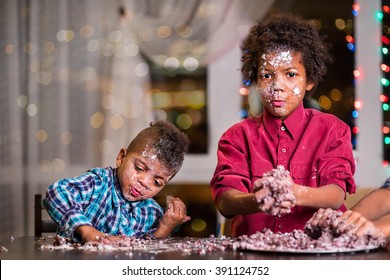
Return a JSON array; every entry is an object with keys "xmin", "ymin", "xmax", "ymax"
[
  {"xmin": 241, "ymin": 14, "xmax": 332, "ymax": 95},
  {"xmin": 127, "ymin": 120, "xmax": 190, "ymax": 175}
]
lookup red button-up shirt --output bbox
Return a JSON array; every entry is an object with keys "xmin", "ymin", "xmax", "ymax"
[{"xmin": 210, "ymin": 104, "xmax": 356, "ymax": 237}]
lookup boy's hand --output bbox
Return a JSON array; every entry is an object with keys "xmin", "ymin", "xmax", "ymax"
[
  {"xmin": 163, "ymin": 197, "xmax": 191, "ymax": 228},
  {"xmin": 308, "ymin": 208, "xmax": 383, "ymax": 238},
  {"xmin": 307, "ymin": 207, "xmax": 334, "ymax": 228},
  {"xmin": 154, "ymin": 197, "xmax": 191, "ymax": 238},
  {"xmin": 76, "ymin": 225, "xmax": 126, "ymax": 243},
  {"xmin": 76, "ymin": 225, "xmax": 106, "ymax": 242},
  {"xmin": 253, "ymin": 175, "xmax": 295, "ymax": 216},
  {"xmin": 337, "ymin": 210, "xmax": 382, "ymax": 238}
]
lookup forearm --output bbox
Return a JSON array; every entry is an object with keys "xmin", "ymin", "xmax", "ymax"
[
  {"xmin": 217, "ymin": 189, "xmax": 261, "ymax": 217},
  {"xmin": 352, "ymin": 189, "xmax": 390, "ymax": 220},
  {"xmin": 294, "ymin": 184, "xmax": 345, "ymax": 209},
  {"xmin": 153, "ymin": 224, "xmax": 172, "ymax": 238}
]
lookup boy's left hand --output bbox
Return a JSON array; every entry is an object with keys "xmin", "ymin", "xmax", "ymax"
[
  {"xmin": 337, "ymin": 210, "xmax": 383, "ymax": 238},
  {"xmin": 154, "ymin": 197, "xmax": 190, "ymax": 238},
  {"xmin": 161, "ymin": 197, "xmax": 191, "ymax": 229}
]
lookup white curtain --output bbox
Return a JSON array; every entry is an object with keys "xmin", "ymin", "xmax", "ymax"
[{"xmin": 0, "ymin": 0, "xmax": 274, "ymax": 239}]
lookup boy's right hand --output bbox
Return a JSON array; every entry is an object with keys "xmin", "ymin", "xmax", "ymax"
[{"xmin": 76, "ymin": 225, "xmax": 106, "ymax": 242}]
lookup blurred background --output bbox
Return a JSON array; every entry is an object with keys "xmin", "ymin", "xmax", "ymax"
[{"xmin": 1, "ymin": 0, "xmax": 389, "ymax": 240}]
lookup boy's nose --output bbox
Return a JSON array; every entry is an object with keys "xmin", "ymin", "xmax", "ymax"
[
  {"xmin": 271, "ymin": 80, "xmax": 283, "ymax": 93},
  {"xmin": 138, "ymin": 174, "xmax": 151, "ymax": 190},
  {"xmin": 272, "ymin": 73, "xmax": 284, "ymax": 86}
]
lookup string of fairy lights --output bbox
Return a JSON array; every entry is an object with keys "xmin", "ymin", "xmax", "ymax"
[
  {"xmin": 350, "ymin": 4, "xmax": 359, "ymax": 151},
  {"xmin": 379, "ymin": 2, "xmax": 390, "ymax": 165},
  {"xmin": 352, "ymin": 2, "xmax": 390, "ymax": 165}
]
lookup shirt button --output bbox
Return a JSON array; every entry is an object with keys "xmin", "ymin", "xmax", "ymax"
[
  {"xmin": 278, "ymin": 225, "xmax": 283, "ymax": 229},
  {"xmin": 281, "ymin": 126, "xmax": 286, "ymax": 131},
  {"xmin": 281, "ymin": 148, "xmax": 286, "ymax": 153}
]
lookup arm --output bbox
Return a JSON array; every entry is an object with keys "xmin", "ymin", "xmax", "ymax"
[
  {"xmin": 291, "ymin": 119, "xmax": 355, "ymax": 210},
  {"xmin": 43, "ymin": 171, "xmax": 100, "ymax": 241},
  {"xmin": 292, "ymin": 183, "xmax": 345, "ymax": 209},
  {"xmin": 217, "ymin": 173, "xmax": 345, "ymax": 216},
  {"xmin": 346, "ymin": 187, "xmax": 390, "ymax": 238},
  {"xmin": 351, "ymin": 188, "xmax": 390, "ymax": 220},
  {"xmin": 153, "ymin": 197, "xmax": 190, "ymax": 238},
  {"xmin": 218, "ymin": 189, "xmax": 263, "ymax": 216},
  {"xmin": 211, "ymin": 125, "xmax": 275, "ymax": 217},
  {"xmin": 218, "ymin": 187, "xmax": 294, "ymax": 217}
]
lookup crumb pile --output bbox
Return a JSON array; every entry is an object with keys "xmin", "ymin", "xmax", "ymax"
[
  {"xmin": 38, "ymin": 209, "xmax": 386, "ymax": 254},
  {"xmin": 237, "ymin": 228, "xmax": 384, "ymax": 252},
  {"xmin": 40, "ymin": 235, "xmax": 234, "ymax": 255},
  {"xmin": 238, "ymin": 209, "xmax": 385, "ymax": 252},
  {"xmin": 255, "ymin": 165, "xmax": 295, "ymax": 215},
  {"xmin": 40, "ymin": 224, "xmax": 385, "ymax": 254}
]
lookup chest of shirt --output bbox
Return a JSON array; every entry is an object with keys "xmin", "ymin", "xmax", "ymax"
[{"xmin": 241, "ymin": 123, "xmax": 328, "ymax": 189}]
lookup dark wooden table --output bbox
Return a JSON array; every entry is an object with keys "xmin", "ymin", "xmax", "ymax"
[{"xmin": 1, "ymin": 236, "xmax": 390, "ymax": 260}]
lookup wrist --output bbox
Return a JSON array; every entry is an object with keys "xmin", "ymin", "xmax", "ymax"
[
  {"xmin": 374, "ymin": 221, "xmax": 390, "ymax": 239},
  {"xmin": 154, "ymin": 224, "xmax": 171, "ymax": 238},
  {"xmin": 292, "ymin": 184, "xmax": 305, "ymax": 206}
]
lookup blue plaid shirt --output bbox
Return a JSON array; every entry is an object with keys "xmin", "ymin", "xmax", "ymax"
[
  {"xmin": 43, "ymin": 167, "xmax": 164, "ymax": 242},
  {"xmin": 381, "ymin": 177, "xmax": 390, "ymax": 189}
]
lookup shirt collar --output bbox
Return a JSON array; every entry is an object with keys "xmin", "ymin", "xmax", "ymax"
[
  {"xmin": 263, "ymin": 103, "xmax": 305, "ymax": 140},
  {"xmin": 283, "ymin": 103, "xmax": 305, "ymax": 139}
]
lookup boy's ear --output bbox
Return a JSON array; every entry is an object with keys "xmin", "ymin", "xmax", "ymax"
[
  {"xmin": 306, "ymin": 82, "xmax": 315, "ymax": 92},
  {"xmin": 116, "ymin": 147, "xmax": 127, "ymax": 167}
]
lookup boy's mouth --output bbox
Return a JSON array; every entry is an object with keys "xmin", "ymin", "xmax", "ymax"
[
  {"xmin": 130, "ymin": 187, "xmax": 141, "ymax": 197},
  {"xmin": 271, "ymin": 100, "xmax": 285, "ymax": 107}
]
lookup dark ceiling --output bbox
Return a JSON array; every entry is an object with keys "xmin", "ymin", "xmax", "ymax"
[{"xmin": 272, "ymin": 0, "xmax": 353, "ymax": 18}]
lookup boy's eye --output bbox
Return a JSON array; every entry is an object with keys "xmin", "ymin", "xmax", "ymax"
[
  {"xmin": 260, "ymin": 73, "xmax": 272, "ymax": 79},
  {"xmin": 154, "ymin": 180, "xmax": 163, "ymax": 187},
  {"xmin": 287, "ymin": 72, "xmax": 297, "ymax": 77},
  {"xmin": 135, "ymin": 165, "xmax": 144, "ymax": 172}
]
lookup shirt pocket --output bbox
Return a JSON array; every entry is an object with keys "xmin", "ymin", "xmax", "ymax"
[{"xmin": 290, "ymin": 163, "xmax": 318, "ymax": 186}]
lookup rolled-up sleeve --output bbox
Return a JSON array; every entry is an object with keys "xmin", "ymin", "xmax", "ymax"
[
  {"xmin": 317, "ymin": 123, "xmax": 356, "ymax": 194},
  {"xmin": 210, "ymin": 129, "xmax": 252, "ymax": 205}
]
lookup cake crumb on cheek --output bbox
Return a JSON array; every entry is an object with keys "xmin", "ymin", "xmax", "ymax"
[{"xmin": 293, "ymin": 85, "xmax": 302, "ymax": 96}]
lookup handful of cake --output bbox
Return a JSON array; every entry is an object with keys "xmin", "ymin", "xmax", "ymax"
[{"xmin": 254, "ymin": 165, "xmax": 296, "ymax": 216}]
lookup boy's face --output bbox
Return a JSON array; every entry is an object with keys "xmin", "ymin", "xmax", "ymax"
[
  {"xmin": 256, "ymin": 50, "xmax": 314, "ymax": 120},
  {"xmin": 116, "ymin": 145, "xmax": 173, "ymax": 202}
]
